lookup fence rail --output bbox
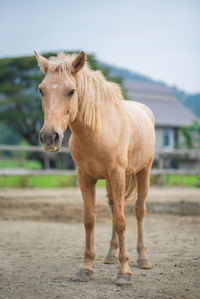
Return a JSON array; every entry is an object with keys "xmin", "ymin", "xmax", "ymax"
[
  {"xmin": 0, "ymin": 144, "xmax": 70, "ymax": 153},
  {"xmin": 0, "ymin": 169, "xmax": 76, "ymax": 176},
  {"xmin": 0, "ymin": 168, "xmax": 199, "ymax": 177},
  {"xmin": 0, "ymin": 145, "xmax": 199, "ymax": 177}
]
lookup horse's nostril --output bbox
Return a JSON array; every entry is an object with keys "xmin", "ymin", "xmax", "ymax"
[
  {"xmin": 52, "ymin": 132, "xmax": 60, "ymax": 145},
  {"xmin": 40, "ymin": 130, "xmax": 61, "ymax": 146}
]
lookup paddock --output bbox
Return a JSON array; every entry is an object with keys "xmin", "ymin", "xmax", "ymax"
[{"xmin": 0, "ymin": 187, "xmax": 199, "ymax": 298}]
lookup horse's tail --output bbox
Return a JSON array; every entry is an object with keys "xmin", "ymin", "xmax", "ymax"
[{"xmin": 125, "ymin": 172, "xmax": 138, "ymax": 201}]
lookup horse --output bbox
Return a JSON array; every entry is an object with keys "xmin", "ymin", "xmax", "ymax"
[{"xmin": 34, "ymin": 50, "xmax": 155, "ymax": 285}]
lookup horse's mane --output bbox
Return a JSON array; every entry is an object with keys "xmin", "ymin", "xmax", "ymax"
[{"xmin": 48, "ymin": 52, "xmax": 123, "ymax": 130}]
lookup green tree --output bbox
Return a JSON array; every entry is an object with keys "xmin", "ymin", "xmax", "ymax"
[
  {"xmin": 0, "ymin": 54, "xmax": 43, "ymax": 145},
  {"xmin": 181, "ymin": 120, "xmax": 200, "ymax": 149}
]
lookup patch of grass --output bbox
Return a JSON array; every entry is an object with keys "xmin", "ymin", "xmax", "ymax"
[
  {"xmin": 0, "ymin": 174, "xmax": 199, "ymax": 189},
  {"xmin": 150, "ymin": 174, "xmax": 159, "ymax": 185},
  {"xmin": 163, "ymin": 174, "xmax": 200, "ymax": 187},
  {"xmin": 0, "ymin": 159, "xmax": 42, "ymax": 169},
  {"xmin": 0, "ymin": 176, "xmax": 105, "ymax": 188},
  {"xmin": 151, "ymin": 174, "xmax": 200, "ymax": 187},
  {"xmin": 96, "ymin": 179, "xmax": 105, "ymax": 188},
  {"xmin": 25, "ymin": 161, "xmax": 42, "ymax": 170},
  {"xmin": 0, "ymin": 175, "xmax": 76, "ymax": 188},
  {"xmin": 97, "ymin": 175, "xmax": 200, "ymax": 188}
]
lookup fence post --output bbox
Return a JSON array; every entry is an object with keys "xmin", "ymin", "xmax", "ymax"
[
  {"xmin": 158, "ymin": 153, "xmax": 164, "ymax": 186},
  {"xmin": 43, "ymin": 153, "xmax": 50, "ymax": 169}
]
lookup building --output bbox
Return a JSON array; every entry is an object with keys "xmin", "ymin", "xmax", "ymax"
[{"xmin": 124, "ymin": 81, "xmax": 199, "ymax": 150}]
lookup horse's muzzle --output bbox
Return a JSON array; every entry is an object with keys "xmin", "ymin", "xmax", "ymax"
[{"xmin": 40, "ymin": 130, "xmax": 63, "ymax": 152}]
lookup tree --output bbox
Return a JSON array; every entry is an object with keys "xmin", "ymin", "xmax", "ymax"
[
  {"xmin": 180, "ymin": 120, "xmax": 200, "ymax": 149},
  {"xmin": 0, "ymin": 54, "xmax": 43, "ymax": 145}
]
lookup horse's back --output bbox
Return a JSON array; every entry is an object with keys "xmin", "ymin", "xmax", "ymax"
[{"xmin": 123, "ymin": 100, "xmax": 155, "ymax": 126}]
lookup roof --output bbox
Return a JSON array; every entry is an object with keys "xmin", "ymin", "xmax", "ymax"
[{"xmin": 124, "ymin": 80, "xmax": 199, "ymax": 127}]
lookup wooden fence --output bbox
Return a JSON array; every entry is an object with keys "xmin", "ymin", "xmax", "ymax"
[{"xmin": 0, "ymin": 144, "xmax": 199, "ymax": 177}]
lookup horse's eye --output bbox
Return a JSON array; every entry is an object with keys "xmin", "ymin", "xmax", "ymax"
[
  {"xmin": 39, "ymin": 88, "xmax": 44, "ymax": 96},
  {"xmin": 68, "ymin": 89, "xmax": 75, "ymax": 97}
]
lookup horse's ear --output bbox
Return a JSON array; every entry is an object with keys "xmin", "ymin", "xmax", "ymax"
[
  {"xmin": 34, "ymin": 51, "xmax": 48, "ymax": 74},
  {"xmin": 72, "ymin": 51, "xmax": 86, "ymax": 74}
]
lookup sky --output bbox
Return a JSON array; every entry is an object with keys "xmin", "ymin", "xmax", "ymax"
[{"xmin": 0, "ymin": 0, "xmax": 199, "ymax": 94}]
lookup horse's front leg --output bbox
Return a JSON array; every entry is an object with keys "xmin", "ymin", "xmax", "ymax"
[
  {"xmin": 110, "ymin": 169, "xmax": 132, "ymax": 285},
  {"xmin": 73, "ymin": 169, "xmax": 97, "ymax": 282},
  {"xmin": 104, "ymin": 180, "xmax": 119, "ymax": 264}
]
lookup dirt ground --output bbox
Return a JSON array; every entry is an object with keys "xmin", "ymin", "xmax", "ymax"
[{"xmin": 0, "ymin": 187, "xmax": 200, "ymax": 299}]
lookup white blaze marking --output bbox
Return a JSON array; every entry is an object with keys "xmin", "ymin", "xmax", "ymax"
[{"xmin": 52, "ymin": 83, "xmax": 58, "ymax": 89}]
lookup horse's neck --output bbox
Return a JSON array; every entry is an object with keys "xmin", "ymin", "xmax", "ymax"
[
  {"xmin": 69, "ymin": 114, "xmax": 95, "ymax": 143},
  {"xmin": 69, "ymin": 87, "xmax": 121, "ymax": 145}
]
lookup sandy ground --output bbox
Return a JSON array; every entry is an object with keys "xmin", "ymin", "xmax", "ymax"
[{"xmin": 0, "ymin": 187, "xmax": 200, "ymax": 298}]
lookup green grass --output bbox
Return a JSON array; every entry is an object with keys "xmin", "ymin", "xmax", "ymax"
[
  {"xmin": 151, "ymin": 174, "xmax": 200, "ymax": 187},
  {"xmin": 0, "ymin": 159, "xmax": 42, "ymax": 169},
  {"xmin": 95, "ymin": 176, "xmax": 200, "ymax": 188},
  {"xmin": 0, "ymin": 175, "xmax": 199, "ymax": 188},
  {"xmin": 0, "ymin": 176, "xmax": 105, "ymax": 188},
  {"xmin": 0, "ymin": 159, "xmax": 199, "ymax": 188},
  {"xmin": 0, "ymin": 175, "xmax": 76, "ymax": 188},
  {"xmin": 163, "ymin": 174, "xmax": 200, "ymax": 187},
  {"xmin": 96, "ymin": 179, "xmax": 105, "ymax": 188}
]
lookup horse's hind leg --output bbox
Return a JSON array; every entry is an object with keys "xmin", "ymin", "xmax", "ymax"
[
  {"xmin": 135, "ymin": 162, "xmax": 152, "ymax": 269},
  {"xmin": 104, "ymin": 180, "xmax": 119, "ymax": 264}
]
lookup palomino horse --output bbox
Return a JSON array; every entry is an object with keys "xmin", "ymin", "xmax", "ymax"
[{"xmin": 34, "ymin": 51, "xmax": 155, "ymax": 285}]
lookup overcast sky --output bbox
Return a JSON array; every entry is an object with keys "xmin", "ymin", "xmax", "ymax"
[{"xmin": 1, "ymin": 0, "xmax": 199, "ymax": 93}]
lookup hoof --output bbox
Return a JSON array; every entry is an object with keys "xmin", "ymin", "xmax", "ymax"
[
  {"xmin": 137, "ymin": 258, "xmax": 152, "ymax": 269},
  {"xmin": 71, "ymin": 269, "xmax": 93, "ymax": 282},
  {"xmin": 104, "ymin": 253, "xmax": 118, "ymax": 264},
  {"xmin": 115, "ymin": 273, "xmax": 132, "ymax": 286}
]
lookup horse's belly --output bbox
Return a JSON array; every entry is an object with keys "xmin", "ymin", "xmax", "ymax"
[
  {"xmin": 126, "ymin": 149, "xmax": 154, "ymax": 175},
  {"xmin": 126, "ymin": 134, "xmax": 155, "ymax": 174}
]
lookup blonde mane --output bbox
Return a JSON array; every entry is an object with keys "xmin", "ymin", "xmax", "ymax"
[{"xmin": 48, "ymin": 52, "xmax": 123, "ymax": 130}]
